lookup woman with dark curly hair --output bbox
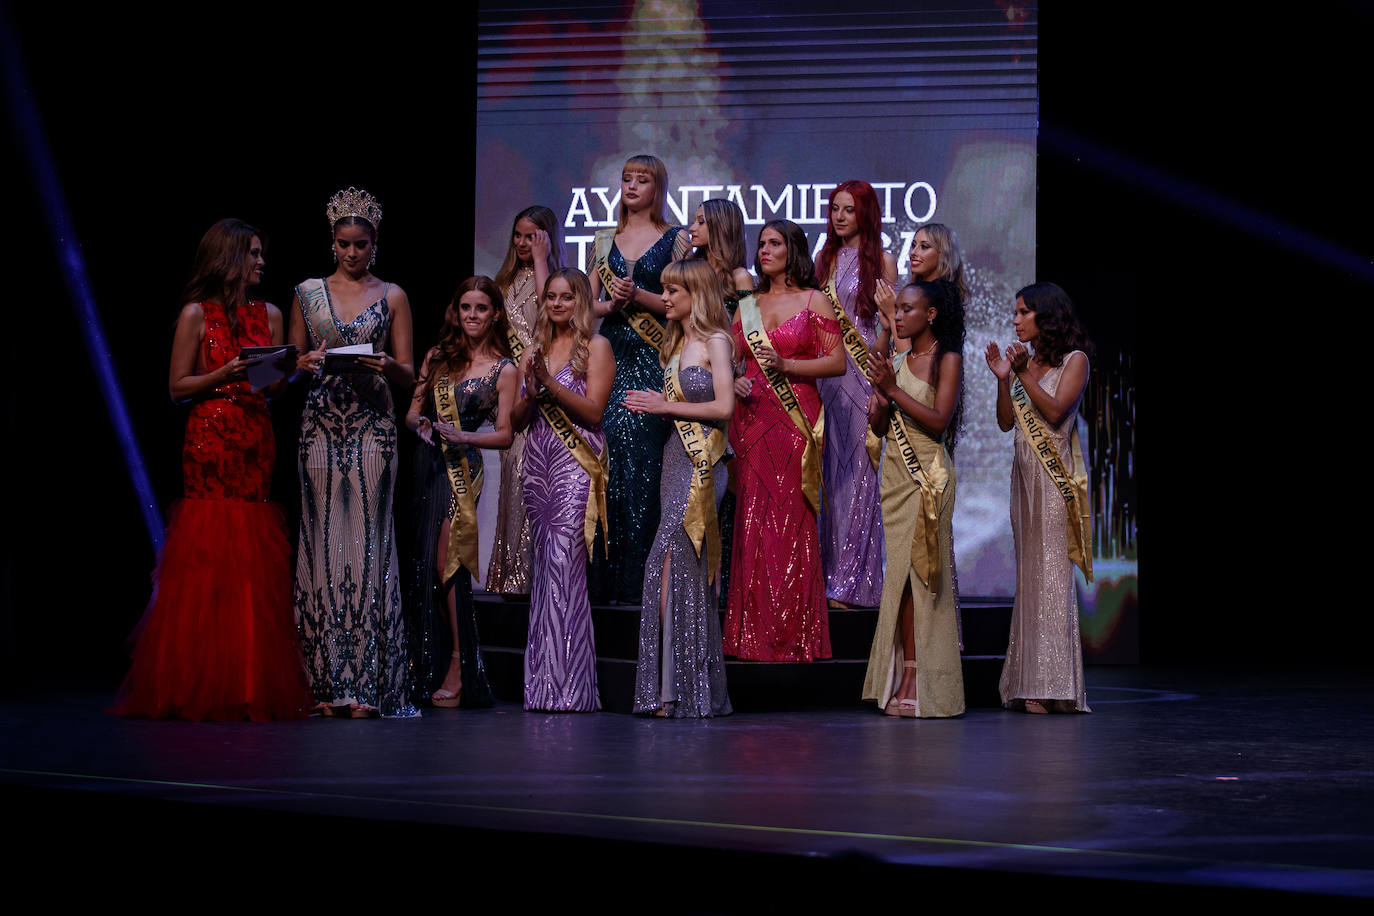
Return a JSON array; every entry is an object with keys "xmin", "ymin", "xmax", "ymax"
[
  {"xmin": 862, "ymin": 279, "xmax": 966, "ymax": 717},
  {"xmin": 405, "ymin": 276, "xmax": 519, "ymax": 709},
  {"xmin": 985, "ymin": 281, "xmax": 1094, "ymax": 714},
  {"xmin": 725, "ymin": 220, "xmax": 845, "ymax": 662}
]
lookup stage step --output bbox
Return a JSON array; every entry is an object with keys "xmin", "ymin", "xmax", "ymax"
[{"xmin": 475, "ymin": 594, "xmax": 1011, "ymax": 713}]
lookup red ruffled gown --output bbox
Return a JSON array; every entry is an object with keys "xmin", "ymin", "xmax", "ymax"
[
  {"xmin": 724, "ymin": 302, "xmax": 839, "ymax": 661},
  {"xmin": 111, "ymin": 300, "xmax": 311, "ymax": 720}
]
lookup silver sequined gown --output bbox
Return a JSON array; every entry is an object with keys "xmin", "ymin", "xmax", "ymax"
[
  {"xmin": 999, "ymin": 351, "xmax": 1090, "ymax": 712},
  {"xmin": 293, "ymin": 278, "xmax": 416, "ymax": 717},
  {"xmin": 633, "ymin": 365, "xmax": 732, "ymax": 717}
]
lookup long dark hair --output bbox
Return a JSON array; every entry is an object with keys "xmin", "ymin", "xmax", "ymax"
[
  {"xmin": 182, "ymin": 218, "xmax": 260, "ymax": 338},
  {"xmin": 908, "ymin": 278, "xmax": 966, "ymax": 453},
  {"xmin": 754, "ymin": 219, "xmax": 817, "ymax": 293},
  {"xmin": 421, "ymin": 276, "xmax": 512, "ymax": 402},
  {"xmin": 693, "ymin": 198, "xmax": 748, "ymax": 301},
  {"xmin": 814, "ymin": 180, "xmax": 883, "ymax": 322},
  {"xmin": 1016, "ymin": 281, "xmax": 1094, "ymax": 369},
  {"xmin": 494, "ymin": 205, "xmax": 564, "ymax": 291}
]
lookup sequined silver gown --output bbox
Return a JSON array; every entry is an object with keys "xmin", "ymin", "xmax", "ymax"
[
  {"xmin": 293, "ymin": 278, "xmax": 416, "ymax": 717},
  {"xmin": 633, "ymin": 365, "xmax": 732, "ymax": 717},
  {"xmin": 999, "ymin": 351, "xmax": 1090, "ymax": 712}
]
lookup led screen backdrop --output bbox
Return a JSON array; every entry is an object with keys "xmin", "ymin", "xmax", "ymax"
[{"xmin": 474, "ymin": 0, "xmax": 1038, "ymax": 598}]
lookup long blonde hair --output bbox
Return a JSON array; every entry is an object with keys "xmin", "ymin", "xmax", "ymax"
[
  {"xmin": 616, "ymin": 154, "xmax": 672, "ymax": 232},
  {"xmin": 534, "ymin": 268, "xmax": 595, "ymax": 378},
  {"xmin": 659, "ymin": 259, "xmax": 734, "ymax": 367},
  {"xmin": 912, "ymin": 222, "xmax": 969, "ymax": 306}
]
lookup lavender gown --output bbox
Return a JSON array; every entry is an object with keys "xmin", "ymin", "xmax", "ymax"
[
  {"xmin": 522, "ymin": 365, "xmax": 604, "ymax": 712},
  {"xmin": 818, "ymin": 248, "xmax": 885, "ymax": 606}
]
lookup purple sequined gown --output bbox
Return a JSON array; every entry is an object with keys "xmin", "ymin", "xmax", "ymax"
[
  {"xmin": 818, "ymin": 248, "xmax": 885, "ymax": 606},
  {"xmin": 522, "ymin": 365, "xmax": 604, "ymax": 712}
]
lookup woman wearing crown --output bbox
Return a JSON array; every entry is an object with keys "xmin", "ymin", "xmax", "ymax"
[{"xmin": 291, "ymin": 187, "xmax": 418, "ymax": 717}]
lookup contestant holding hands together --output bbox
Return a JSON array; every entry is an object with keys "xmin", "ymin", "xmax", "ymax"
[
  {"xmin": 587, "ymin": 154, "xmax": 693, "ymax": 603},
  {"xmin": 814, "ymin": 181, "xmax": 899, "ymax": 609},
  {"xmin": 405, "ymin": 276, "xmax": 519, "ymax": 709},
  {"xmin": 725, "ymin": 220, "xmax": 845, "ymax": 662},
  {"xmin": 292, "ymin": 187, "xmax": 417, "ymax": 718},
  {"xmin": 861, "ymin": 280, "xmax": 966, "ymax": 717},
  {"xmin": 512, "ymin": 268, "xmax": 614, "ymax": 712},
  {"xmin": 985, "ymin": 282, "xmax": 1094, "ymax": 714},
  {"xmin": 112, "ymin": 219, "xmax": 310, "ymax": 721},
  {"xmin": 623, "ymin": 259, "xmax": 735, "ymax": 718},
  {"xmin": 487, "ymin": 206, "xmax": 563, "ymax": 595}
]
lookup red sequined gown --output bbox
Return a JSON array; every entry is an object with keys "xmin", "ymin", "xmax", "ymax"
[
  {"xmin": 111, "ymin": 300, "xmax": 310, "ymax": 720},
  {"xmin": 724, "ymin": 302, "xmax": 839, "ymax": 661}
]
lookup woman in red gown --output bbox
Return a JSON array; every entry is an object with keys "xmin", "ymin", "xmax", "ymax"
[
  {"xmin": 111, "ymin": 219, "xmax": 311, "ymax": 721},
  {"xmin": 725, "ymin": 220, "xmax": 845, "ymax": 661}
]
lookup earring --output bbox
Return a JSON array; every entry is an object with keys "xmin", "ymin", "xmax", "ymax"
[
  {"xmin": 369, "ymin": 246, "xmax": 377, "ymax": 268},
  {"xmin": 332, "ymin": 246, "xmax": 338, "ymax": 264}
]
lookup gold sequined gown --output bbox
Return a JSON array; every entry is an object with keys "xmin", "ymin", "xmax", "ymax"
[
  {"xmin": 861, "ymin": 360, "xmax": 964, "ymax": 717},
  {"xmin": 486, "ymin": 267, "xmax": 538, "ymax": 594},
  {"xmin": 999, "ymin": 351, "xmax": 1090, "ymax": 712}
]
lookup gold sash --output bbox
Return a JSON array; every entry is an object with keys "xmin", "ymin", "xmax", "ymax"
[
  {"xmin": 822, "ymin": 268, "xmax": 882, "ymax": 471},
  {"xmin": 433, "ymin": 372, "xmax": 483, "ymax": 584},
  {"xmin": 591, "ymin": 228, "xmax": 666, "ymax": 352},
  {"xmin": 535, "ymin": 373, "xmax": 609, "ymax": 559},
  {"xmin": 665, "ymin": 346, "xmax": 728, "ymax": 583},
  {"xmin": 886, "ymin": 359, "xmax": 948, "ymax": 593},
  {"xmin": 1011, "ymin": 369, "xmax": 1093, "ymax": 582},
  {"xmin": 737, "ymin": 294, "xmax": 823, "ymax": 515}
]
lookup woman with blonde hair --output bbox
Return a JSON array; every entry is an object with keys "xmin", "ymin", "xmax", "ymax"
[
  {"xmin": 587, "ymin": 154, "xmax": 692, "ymax": 603},
  {"xmin": 513, "ymin": 268, "xmax": 615, "ymax": 711},
  {"xmin": 624, "ymin": 258, "xmax": 735, "ymax": 717},
  {"xmin": 487, "ymin": 205, "xmax": 564, "ymax": 596}
]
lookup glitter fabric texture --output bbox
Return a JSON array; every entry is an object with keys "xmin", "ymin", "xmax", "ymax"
[
  {"xmin": 111, "ymin": 300, "xmax": 311, "ymax": 721},
  {"xmin": 999, "ymin": 351, "xmax": 1091, "ymax": 712},
  {"xmin": 818, "ymin": 247, "xmax": 885, "ymax": 606},
  {"xmin": 522, "ymin": 366, "xmax": 604, "ymax": 712},
  {"xmin": 406, "ymin": 361, "xmax": 509, "ymax": 708},
  {"xmin": 590, "ymin": 227, "xmax": 685, "ymax": 602},
  {"xmin": 294, "ymin": 279, "xmax": 417, "ymax": 717},
  {"xmin": 633, "ymin": 366, "xmax": 732, "ymax": 717},
  {"xmin": 860, "ymin": 361, "xmax": 964, "ymax": 717},
  {"xmin": 724, "ymin": 306, "xmax": 838, "ymax": 661},
  {"xmin": 487, "ymin": 268, "xmax": 538, "ymax": 594}
]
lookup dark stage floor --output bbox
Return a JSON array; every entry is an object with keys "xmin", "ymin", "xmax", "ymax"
[{"xmin": 3, "ymin": 667, "xmax": 1371, "ymax": 904}]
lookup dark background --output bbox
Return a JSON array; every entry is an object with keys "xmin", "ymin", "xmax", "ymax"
[{"xmin": 2, "ymin": 3, "xmax": 1367, "ymax": 687}]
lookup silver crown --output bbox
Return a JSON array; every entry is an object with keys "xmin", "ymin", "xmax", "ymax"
[{"xmin": 326, "ymin": 187, "xmax": 383, "ymax": 227}]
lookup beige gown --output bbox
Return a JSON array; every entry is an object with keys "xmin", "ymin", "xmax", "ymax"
[
  {"xmin": 485, "ymin": 266, "xmax": 538, "ymax": 594},
  {"xmin": 861, "ymin": 359, "xmax": 964, "ymax": 717},
  {"xmin": 999, "ymin": 350, "xmax": 1090, "ymax": 712}
]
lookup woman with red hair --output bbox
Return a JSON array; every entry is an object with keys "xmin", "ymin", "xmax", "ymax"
[{"xmin": 813, "ymin": 181, "xmax": 897, "ymax": 609}]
